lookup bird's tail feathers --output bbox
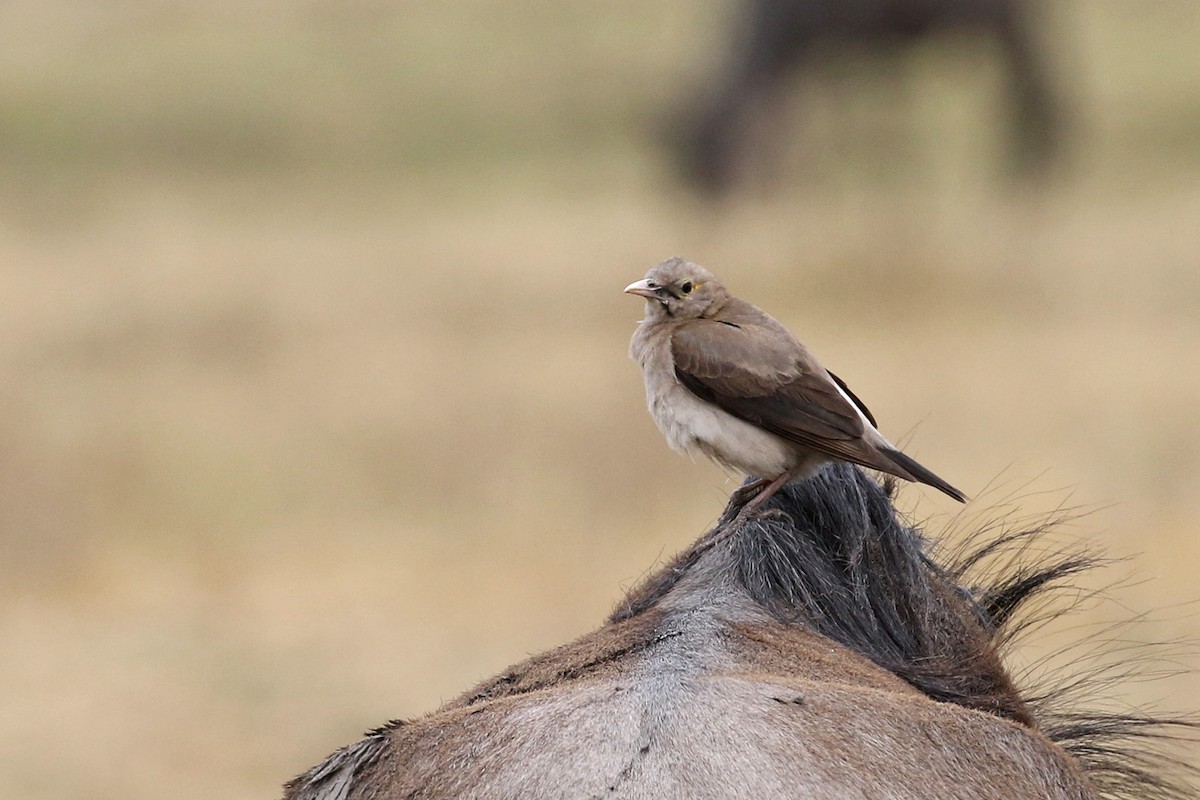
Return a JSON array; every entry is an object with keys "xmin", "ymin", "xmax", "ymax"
[{"xmin": 880, "ymin": 447, "xmax": 968, "ymax": 503}]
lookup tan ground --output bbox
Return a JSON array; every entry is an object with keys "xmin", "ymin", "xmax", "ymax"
[{"xmin": 1, "ymin": 2, "xmax": 1199, "ymax": 798}]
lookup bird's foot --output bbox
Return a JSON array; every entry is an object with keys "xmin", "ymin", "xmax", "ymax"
[
  {"xmin": 729, "ymin": 473, "xmax": 791, "ymax": 515},
  {"xmin": 710, "ymin": 474, "xmax": 794, "ymax": 545},
  {"xmin": 729, "ymin": 503, "xmax": 790, "ymax": 530},
  {"xmin": 704, "ymin": 500, "xmax": 793, "ymax": 553},
  {"xmin": 729, "ymin": 477, "xmax": 771, "ymax": 508}
]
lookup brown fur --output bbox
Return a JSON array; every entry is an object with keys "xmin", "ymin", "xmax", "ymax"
[{"xmin": 283, "ymin": 465, "xmax": 1191, "ymax": 800}]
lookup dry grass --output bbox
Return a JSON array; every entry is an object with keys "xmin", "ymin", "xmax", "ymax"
[{"xmin": 1, "ymin": 2, "xmax": 1199, "ymax": 798}]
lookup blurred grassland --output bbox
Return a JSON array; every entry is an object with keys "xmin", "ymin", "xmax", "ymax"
[{"xmin": 2, "ymin": 2, "xmax": 1200, "ymax": 799}]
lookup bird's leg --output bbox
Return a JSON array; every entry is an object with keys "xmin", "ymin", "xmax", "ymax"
[
  {"xmin": 729, "ymin": 476, "xmax": 772, "ymax": 507},
  {"xmin": 735, "ymin": 472, "xmax": 792, "ymax": 515},
  {"xmin": 707, "ymin": 472, "xmax": 796, "ymax": 545},
  {"xmin": 713, "ymin": 472, "xmax": 795, "ymax": 537}
]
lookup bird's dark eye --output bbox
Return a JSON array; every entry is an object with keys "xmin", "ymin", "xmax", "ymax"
[{"xmin": 680, "ymin": 281, "xmax": 693, "ymax": 294}]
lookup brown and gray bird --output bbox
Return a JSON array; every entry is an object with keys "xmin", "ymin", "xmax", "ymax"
[{"xmin": 626, "ymin": 257, "xmax": 966, "ymax": 511}]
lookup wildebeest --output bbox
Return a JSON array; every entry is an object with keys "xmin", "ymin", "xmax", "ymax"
[
  {"xmin": 678, "ymin": 0, "xmax": 1062, "ymax": 194},
  {"xmin": 284, "ymin": 465, "xmax": 1194, "ymax": 799}
]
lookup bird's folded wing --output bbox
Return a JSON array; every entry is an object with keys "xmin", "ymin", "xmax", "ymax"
[{"xmin": 672, "ymin": 320, "xmax": 878, "ymax": 462}]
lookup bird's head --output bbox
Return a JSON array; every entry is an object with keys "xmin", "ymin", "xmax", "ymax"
[{"xmin": 624, "ymin": 257, "xmax": 726, "ymax": 320}]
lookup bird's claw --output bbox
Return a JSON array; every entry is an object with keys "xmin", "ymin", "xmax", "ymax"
[
  {"xmin": 730, "ymin": 503, "xmax": 789, "ymax": 529},
  {"xmin": 729, "ymin": 478, "xmax": 771, "ymax": 508}
]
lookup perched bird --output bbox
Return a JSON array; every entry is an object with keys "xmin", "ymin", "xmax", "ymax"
[{"xmin": 625, "ymin": 257, "xmax": 966, "ymax": 511}]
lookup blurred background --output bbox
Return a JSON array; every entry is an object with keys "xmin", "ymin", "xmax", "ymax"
[{"xmin": 2, "ymin": 1, "xmax": 1199, "ymax": 797}]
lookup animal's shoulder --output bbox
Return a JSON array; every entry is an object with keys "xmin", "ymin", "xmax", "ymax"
[{"xmin": 289, "ymin": 613, "xmax": 1093, "ymax": 800}]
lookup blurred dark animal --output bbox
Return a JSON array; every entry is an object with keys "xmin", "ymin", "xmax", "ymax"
[
  {"xmin": 284, "ymin": 465, "xmax": 1193, "ymax": 800},
  {"xmin": 679, "ymin": 0, "xmax": 1062, "ymax": 194}
]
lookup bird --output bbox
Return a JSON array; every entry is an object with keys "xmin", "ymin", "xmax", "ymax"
[{"xmin": 625, "ymin": 256, "xmax": 966, "ymax": 513}]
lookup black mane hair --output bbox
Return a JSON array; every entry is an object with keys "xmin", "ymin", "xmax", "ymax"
[{"xmin": 612, "ymin": 463, "xmax": 1199, "ymax": 800}]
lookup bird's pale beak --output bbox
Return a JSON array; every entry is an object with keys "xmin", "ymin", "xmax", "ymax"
[{"xmin": 624, "ymin": 279, "xmax": 658, "ymax": 299}]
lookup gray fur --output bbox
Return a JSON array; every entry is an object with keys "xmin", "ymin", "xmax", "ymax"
[{"xmin": 283, "ymin": 466, "xmax": 1102, "ymax": 800}]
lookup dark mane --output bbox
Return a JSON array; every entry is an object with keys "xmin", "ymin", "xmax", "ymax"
[
  {"xmin": 284, "ymin": 463, "xmax": 1197, "ymax": 800},
  {"xmin": 614, "ymin": 464, "xmax": 1198, "ymax": 799},
  {"xmin": 940, "ymin": 511, "xmax": 1200, "ymax": 800}
]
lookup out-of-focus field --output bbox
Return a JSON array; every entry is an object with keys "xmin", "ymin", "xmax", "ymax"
[{"xmin": 2, "ymin": 2, "xmax": 1199, "ymax": 798}]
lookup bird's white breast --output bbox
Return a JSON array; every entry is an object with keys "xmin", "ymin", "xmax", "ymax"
[{"xmin": 631, "ymin": 322, "xmax": 802, "ymax": 480}]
